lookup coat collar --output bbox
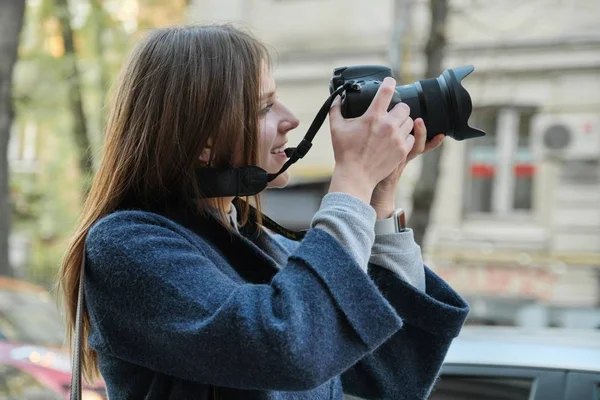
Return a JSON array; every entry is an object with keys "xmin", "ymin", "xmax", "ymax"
[{"xmin": 162, "ymin": 203, "xmax": 286, "ymax": 284}]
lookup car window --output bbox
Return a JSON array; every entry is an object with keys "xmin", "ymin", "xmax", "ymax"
[
  {"xmin": 429, "ymin": 374, "xmax": 533, "ymax": 400},
  {"xmin": 0, "ymin": 364, "xmax": 62, "ymax": 399},
  {"xmin": 0, "ymin": 289, "xmax": 65, "ymax": 347}
]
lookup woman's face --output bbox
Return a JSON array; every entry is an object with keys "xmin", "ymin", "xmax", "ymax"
[{"xmin": 259, "ymin": 66, "xmax": 300, "ymax": 189}]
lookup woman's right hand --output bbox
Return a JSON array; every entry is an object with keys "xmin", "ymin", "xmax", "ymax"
[{"xmin": 327, "ymin": 77, "xmax": 416, "ymax": 203}]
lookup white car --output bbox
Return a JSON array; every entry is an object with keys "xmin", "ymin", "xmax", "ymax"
[{"xmin": 429, "ymin": 326, "xmax": 600, "ymax": 400}]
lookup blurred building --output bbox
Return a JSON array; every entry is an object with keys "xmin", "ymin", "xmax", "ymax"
[{"xmin": 193, "ymin": 0, "xmax": 599, "ymax": 327}]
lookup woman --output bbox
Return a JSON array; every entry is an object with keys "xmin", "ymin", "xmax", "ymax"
[{"xmin": 59, "ymin": 24, "xmax": 469, "ymax": 399}]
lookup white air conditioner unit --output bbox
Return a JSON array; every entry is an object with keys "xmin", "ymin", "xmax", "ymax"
[{"xmin": 531, "ymin": 114, "xmax": 600, "ymax": 160}]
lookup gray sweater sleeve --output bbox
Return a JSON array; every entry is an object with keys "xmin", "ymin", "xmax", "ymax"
[
  {"xmin": 310, "ymin": 192, "xmax": 426, "ymax": 291},
  {"xmin": 310, "ymin": 193, "xmax": 376, "ymax": 272},
  {"xmin": 371, "ymin": 230, "xmax": 426, "ymax": 292}
]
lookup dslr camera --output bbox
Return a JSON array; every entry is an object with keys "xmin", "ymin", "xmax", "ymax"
[{"xmin": 329, "ymin": 65, "xmax": 485, "ymax": 141}]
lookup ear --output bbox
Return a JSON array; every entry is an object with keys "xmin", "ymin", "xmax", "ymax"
[
  {"xmin": 198, "ymin": 138, "xmax": 213, "ymax": 164},
  {"xmin": 198, "ymin": 147, "xmax": 211, "ymax": 164}
]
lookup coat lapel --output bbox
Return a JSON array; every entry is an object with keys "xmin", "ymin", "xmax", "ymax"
[{"xmin": 172, "ymin": 208, "xmax": 282, "ymax": 284}]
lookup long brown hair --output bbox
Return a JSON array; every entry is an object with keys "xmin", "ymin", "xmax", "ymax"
[{"xmin": 58, "ymin": 24, "xmax": 270, "ymax": 382}]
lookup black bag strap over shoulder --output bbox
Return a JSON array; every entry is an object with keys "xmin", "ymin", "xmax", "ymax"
[{"xmin": 69, "ymin": 248, "xmax": 85, "ymax": 400}]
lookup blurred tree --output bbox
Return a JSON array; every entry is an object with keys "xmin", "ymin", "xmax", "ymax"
[
  {"xmin": 0, "ymin": 0, "xmax": 27, "ymax": 277},
  {"xmin": 137, "ymin": 0, "xmax": 189, "ymax": 30},
  {"xmin": 409, "ymin": 0, "xmax": 448, "ymax": 246},
  {"xmin": 53, "ymin": 0, "xmax": 94, "ymax": 182},
  {"xmin": 90, "ymin": 0, "xmax": 110, "ymax": 124},
  {"xmin": 7, "ymin": 0, "xmax": 190, "ymax": 286}
]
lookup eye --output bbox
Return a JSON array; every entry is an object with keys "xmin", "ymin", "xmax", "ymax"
[{"xmin": 260, "ymin": 103, "xmax": 274, "ymax": 115}]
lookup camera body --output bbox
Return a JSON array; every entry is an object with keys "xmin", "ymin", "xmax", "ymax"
[
  {"xmin": 329, "ymin": 65, "xmax": 485, "ymax": 141},
  {"xmin": 329, "ymin": 65, "xmax": 400, "ymax": 118}
]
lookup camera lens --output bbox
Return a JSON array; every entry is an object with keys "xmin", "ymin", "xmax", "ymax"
[
  {"xmin": 397, "ymin": 65, "xmax": 485, "ymax": 140},
  {"xmin": 331, "ymin": 65, "xmax": 486, "ymax": 141}
]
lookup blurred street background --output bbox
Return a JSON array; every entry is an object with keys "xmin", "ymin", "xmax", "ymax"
[{"xmin": 0, "ymin": 0, "xmax": 599, "ymax": 398}]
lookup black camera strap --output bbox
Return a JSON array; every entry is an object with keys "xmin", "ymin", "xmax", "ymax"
[
  {"xmin": 195, "ymin": 84, "xmax": 349, "ymax": 198},
  {"xmin": 266, "ymin": 84, "xmax": 349, "ymax": 182},
  {"xmin": 233, "ymin": 197, "xmax": 308, "ymax": 241}
]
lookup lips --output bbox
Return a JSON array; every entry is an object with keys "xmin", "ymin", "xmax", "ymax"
[{"xmin": 270, "ymin": 142, "xmax": 288, "ymax": 154}]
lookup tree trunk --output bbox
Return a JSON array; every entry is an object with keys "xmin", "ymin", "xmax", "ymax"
[
  {"xmin": 90, "ymin": 0, "xmax": 110, "ymax": 122},
  {"xmin": 408, "ymin": 0, "xmax": 448, "ymax": 247},
  {"xmin": 54, "ymin": 0, "xmax": 94, "ymax": 179},
  {"xmin": 0, "ymin": 0, "xmax": 26, "ymax": 277}
]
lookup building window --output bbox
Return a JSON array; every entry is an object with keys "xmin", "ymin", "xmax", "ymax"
[
  {"xmin": 464, "ymin": 106, "xmax": 536, "ymax": 216},
  {"xmin": 513, "ymin": 113, "xmax": 535, "ymax": 210},
  {"xmin": 464, "ymin": 108, "xmax": 497, "ymax": 213}
]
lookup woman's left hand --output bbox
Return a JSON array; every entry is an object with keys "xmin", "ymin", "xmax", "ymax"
[{"xmin": 370, "ymin": 118, "xmax": 445, "ymax": 219}]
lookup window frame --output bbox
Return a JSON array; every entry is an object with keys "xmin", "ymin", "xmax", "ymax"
[{"xmin": 463, "ymin": 105, "xmax": 538, "ymax": 218}]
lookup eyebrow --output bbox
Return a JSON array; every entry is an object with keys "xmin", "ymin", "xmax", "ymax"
[
  {"xmin": 260, "ymin": 87, "xmax": 277, "ymax": 101},
  {"xmin": 260, "ymin": 85, "xmax": 277, "ymax": 100}
]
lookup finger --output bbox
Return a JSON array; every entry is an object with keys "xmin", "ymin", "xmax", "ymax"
[
  {"xmin": 424, "ymin": 133, "xmax": 445, "ymax": 151},
  {"xmin": 411, "ymin": 118, "xmax": 427, "ymax": 155},
  {"xmin": 328, "ymin": 95, "xmax": 344, "ymax": 126},
  {"xmin": 388, "ymin": 101, "xmax": 411, "ymax": 124},
  {"xmin": 398, "ymin": 116, "xmax": 415, "ymax": 138},
  {"xmin": 365, "ymin": 77, "xmax": 397, "ymax": 116}
]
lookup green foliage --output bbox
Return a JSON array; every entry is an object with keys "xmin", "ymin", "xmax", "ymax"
[{"xmin": 10, "ymin": 0, "xmax": 188, "ymax": 287}]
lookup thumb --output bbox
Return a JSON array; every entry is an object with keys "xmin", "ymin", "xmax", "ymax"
[{"xmin": 328, "ymin": 95, "xmax": 344, "ymax": 126}]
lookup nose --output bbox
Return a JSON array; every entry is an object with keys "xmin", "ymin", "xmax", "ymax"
[{"xmin": 279, "ymin": 106, "xmax": 300, "ymax": 133}]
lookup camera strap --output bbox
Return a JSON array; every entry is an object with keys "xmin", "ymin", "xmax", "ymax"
[
  {"xmin": 266, "ymin": 84, "xmax": 349, "ymax": 182},
  {"xmin": 195, "ymin": 84, "xmax": 349, "ymax": 198},
  {"xmin": 232, "ymin": 197, "xmax": 308, "ymax": 241}
]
